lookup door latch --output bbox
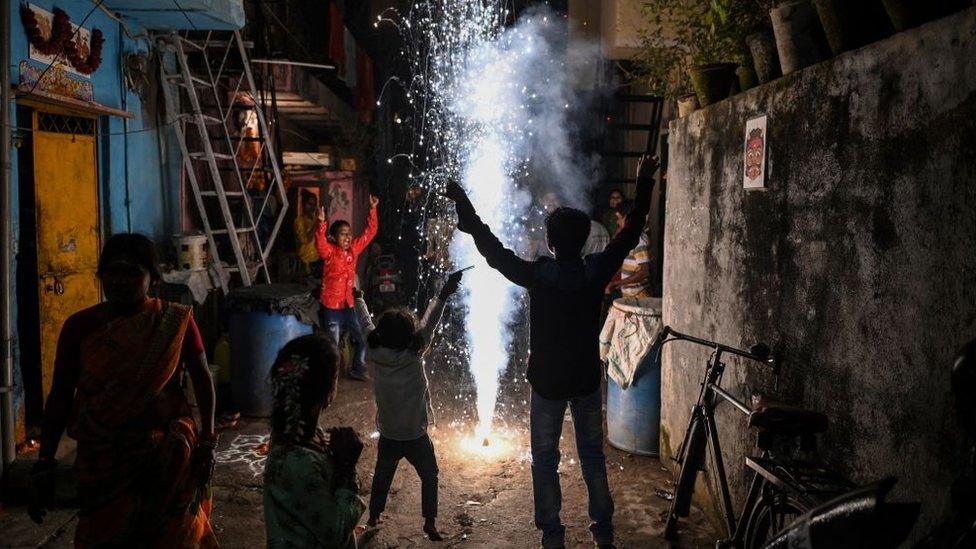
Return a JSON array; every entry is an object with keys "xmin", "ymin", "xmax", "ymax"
[{"xmin": 43, "ymin": 273, "xmax": 67, "ymax": 296}]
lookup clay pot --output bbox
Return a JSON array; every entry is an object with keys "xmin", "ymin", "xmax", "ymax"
[
  {"xmin": 746, "ymin": 29, "xmax": 782, "ymax": 84},
  {"xmin": 770, "ymin": 0, "xmax": 832, "ymax": 74},
  {"xmin": 677, "ymin": 94, "xmax": 699, "ymax": 117},
  {"xmin": 814, "ymin": 0, "xmax": 893, "ymax": 55},
  {"xmin": 688, "ymin": 63, "xmax": 738, "ymax": 107},
  {"xmin": 736, "ymin": 65, "xmax": 759, "ymax": 92}
]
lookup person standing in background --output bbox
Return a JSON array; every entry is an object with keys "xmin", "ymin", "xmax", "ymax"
[
  {"xmin": 294, "ymin": 190, "xmax": 322, "ymax": 276},
  {"xmin": 601, "ymin": 188, "xmax": 625, "ymax": 236},
  {"xmin": 605, "ymin": 201, "xmax": 651, "ymax": 299}
]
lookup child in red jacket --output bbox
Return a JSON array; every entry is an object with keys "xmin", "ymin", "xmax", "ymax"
[{"xmin": 316, "ymin": 195, "xmax": 379, "ymax": 380}]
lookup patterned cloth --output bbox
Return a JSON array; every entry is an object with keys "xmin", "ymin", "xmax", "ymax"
[
  {"xmin": 264, "ymin": 443, "xmax": 366, "ymax": 548},
  {"xmin": 599, "ymin": 297, "xmax": 663, "ymax": 389},
  {"xmin": 65, "ymin": 298, "xmax": 216, "ymax": 547},
  {"xmin": 619, "ymin": 234, "xmax": 651, "ymax": 298},
  {"xmin": 582, "ymin": 220, "xmax": 610, "ymax": 256}
]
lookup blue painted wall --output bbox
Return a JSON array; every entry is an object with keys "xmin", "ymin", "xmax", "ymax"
[{"xmin": 5, "ymin": 1, "xmax": 182, "ymax": 430}]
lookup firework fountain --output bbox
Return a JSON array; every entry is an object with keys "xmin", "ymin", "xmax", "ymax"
[{"xmin": 380, "ymin": 2, "xmax": 599, "ymax": 453}]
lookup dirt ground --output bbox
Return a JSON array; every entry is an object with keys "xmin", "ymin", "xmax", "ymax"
[
  {"xmin": 210, "ymin": 369, "xmax": 717, "ymax": 549},
  {"xmin": 1, "ymin": 308, "xmax": 717, "ymax": 548}
]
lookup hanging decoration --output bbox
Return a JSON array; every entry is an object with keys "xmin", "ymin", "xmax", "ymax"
[{"xmin": 20, "ymin": 4, "xmax": 104, "ymax": 75}]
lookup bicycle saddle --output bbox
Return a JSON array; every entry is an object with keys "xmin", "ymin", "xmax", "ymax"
[{"xmin": 749, "ymin": 393, "xmax": 829, "ymax": 439}]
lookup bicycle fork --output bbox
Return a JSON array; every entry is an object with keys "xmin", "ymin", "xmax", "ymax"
[{"xmin": 664, "ymin": 405, "xmax": 709, "ymax": 540}]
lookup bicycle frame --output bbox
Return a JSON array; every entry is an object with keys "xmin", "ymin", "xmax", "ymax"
[{"xmin": 660, "ymin": 327, "xmax": 777, "ymax": 544}]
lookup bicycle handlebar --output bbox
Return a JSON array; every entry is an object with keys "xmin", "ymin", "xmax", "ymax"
[{"xmin": 654, "ymin": 326, "xmax": 778, "ymax": 374}]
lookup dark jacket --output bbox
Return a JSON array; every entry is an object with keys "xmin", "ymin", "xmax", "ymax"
[{"xmin": 454, "ymin": 179, "xmax": 652, "ymax": 400}]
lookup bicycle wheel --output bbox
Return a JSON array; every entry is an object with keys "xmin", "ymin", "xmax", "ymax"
[
  {"xmin": 663, "ymin": 413, "xmax": 708, "ymax": 541},
  {"xmin": 742, "ymin": 487, "xmax": 809, "ymax": 549}
]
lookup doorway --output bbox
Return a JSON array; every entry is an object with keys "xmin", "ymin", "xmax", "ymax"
[{"xmin": 16, "ymin": 105, "xmax": 102, "ymax": 432}]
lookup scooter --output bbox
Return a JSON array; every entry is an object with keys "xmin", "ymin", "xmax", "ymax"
[{"xmin": 368, "ymin": 253, "xmax": 404, "ymax": 309}]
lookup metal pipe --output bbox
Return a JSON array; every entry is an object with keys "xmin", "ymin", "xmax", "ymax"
[
  {"xmin": 1, "ymin": 0, "xmax": 18, "ymax": 475},
  {"xmin": 709, "ymin": 383, "xmax": 753, "ymax": 416},
  {"xmin": 249, "ymin": 59, "xmax": 336, "ymax": 71}
]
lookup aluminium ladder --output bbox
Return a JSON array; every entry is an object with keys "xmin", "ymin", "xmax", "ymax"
[{"xmin": 156, "ymin": 30, "xmax": 288, "ymax": 292}]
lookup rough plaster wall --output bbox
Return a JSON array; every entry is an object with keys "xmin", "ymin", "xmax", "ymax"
[{"xmin": 662, "ymin": 8, "xmax": 976, "ymax": 539}]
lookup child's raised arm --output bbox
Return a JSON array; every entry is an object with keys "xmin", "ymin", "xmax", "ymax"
[
  {"xmin": 314, "ymin": 206, "xmax": 335, "ymax": 262},
  {"xmin": 418, "ymin": 269, "xmax": 463, "ymax": 352},
  {"xmin": 351, "ymin": 196, "xmax": 379, "ymax": 254},
  {"xmin": 442, "ymin": 182, "xmax": 534, "ymax": 288}
]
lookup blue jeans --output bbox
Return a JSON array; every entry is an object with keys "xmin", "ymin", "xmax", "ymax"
[
  {"xmin": 531, "ymin": 388, "xmax": 614, "ymax": 548},
  {"xmin": 369, "ymin": 434, "xmax": 439, "ymax": 519},
  {"xmin": 322, "ymin": 307, "xmax": 367, "ymax": 376}
]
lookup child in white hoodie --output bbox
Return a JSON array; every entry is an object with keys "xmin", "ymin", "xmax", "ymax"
[{"xmin": 355, "ymin": 269, "xmax": 464, "ymax": 542}]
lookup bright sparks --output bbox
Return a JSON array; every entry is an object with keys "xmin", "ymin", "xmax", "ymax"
[{"xmin": 458, "ymin": 428, "xmax": 519, "ymax": 461}]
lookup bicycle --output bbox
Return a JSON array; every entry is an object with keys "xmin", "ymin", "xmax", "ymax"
[{"xmin": 657, "ymin": 326, "xmax": 853, "ymax": 548}]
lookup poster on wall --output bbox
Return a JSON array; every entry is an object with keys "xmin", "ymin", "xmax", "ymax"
[
  {"xmin": 25, "ymin": 4, "xmax": 94, "ymax": 78},
  {"xmin": 327, "ymin": 178, "xmax": 354, "ymax": 226},
  {"xmin": 743, "ymin": 115, "xmax": 768, "ymax": 191}
]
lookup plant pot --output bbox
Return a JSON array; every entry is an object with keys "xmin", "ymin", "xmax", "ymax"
[
  {"xmin": 814, "ymin": 0, "xmax": 893, "ymax": 55},
  {"xmin": 746, "ymin": 29, "xmax": 782, "ymax": 84},
  {"xmin": 677, "ymin": 94, "xmax": 699, "ymax": 117},
  {"xmin": 688, "ymin": 63, "xmax": 738, "ymax": 107},
  {"xmin": 770, "ymin": 0, "xmax": 832, "ymax": 74},
  {"xmin": 736, "ymin": 65, "xmax": 759, "ymax": 92}
]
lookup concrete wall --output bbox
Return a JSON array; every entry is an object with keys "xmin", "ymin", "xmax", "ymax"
[{"xmin": 662, "ymin": 7, "xmax": 976, "ymax": 540}]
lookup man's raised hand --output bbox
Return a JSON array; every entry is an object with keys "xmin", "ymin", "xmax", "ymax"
[
  {"xmin": 636, "ymin": 154, "xmax": 660, "ymax": 181},
  {"xmin": 441, "ymin": 181, "xmax": 468, "ymax": 203}
]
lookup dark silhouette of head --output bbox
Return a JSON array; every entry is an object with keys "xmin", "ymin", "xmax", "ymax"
[
  {"xmin": 97, "ymin": 233, "xmax": 161, "ymax": 305},
  {"xmin": 545, "ymin": 207, "xmax": 592, "ymax": 259},
  {"xmin": 300, "ymin": 189, "xmax": 318, "ymax": 214},
  {"xmin": 367, "ymin": 307, "xmax": 425, "ymax": 354},
  {"xmin": 270, "ymin": 334, "xmax": 340, "ymax": 444},
  {"xmin": 614, "ymin": 199, "xmax": 634, "ymax": 227}
]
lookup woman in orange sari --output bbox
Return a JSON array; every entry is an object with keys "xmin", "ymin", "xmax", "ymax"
[{"xmin": 29, "ymin": 233, "xmax": 218, "ymax": 547}]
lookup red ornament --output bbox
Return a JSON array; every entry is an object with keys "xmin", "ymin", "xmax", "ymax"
[{"xmin": 20, "ymin": 5, "xmax": 104, "ymax": 75}]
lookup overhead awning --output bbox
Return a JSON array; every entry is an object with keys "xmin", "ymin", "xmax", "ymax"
[
  {"xmin": 16, "ymin": 88, "xmax": 134, "ymax": 119},
  {"xmin": 103, "ymin": 0, "xmax": 246, "ymax": 30}
]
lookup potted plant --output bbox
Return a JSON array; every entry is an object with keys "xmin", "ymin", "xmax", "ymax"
[
  {"xmin": 633, "ymin": 27, "xmax": 695, "ymax": 108},
  {"xmin": 637, "ymin": 0, "xmax": 744, "ymax": 109}
]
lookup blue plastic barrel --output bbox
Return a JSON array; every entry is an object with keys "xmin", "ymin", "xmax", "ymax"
[
  {"xmin": 606, "ymin": 350, "xmax": 662, "ymax": 456},
  {"xmin": 230, "ymin": 312, "xmax": 313, "ymax": 417},
  {"xmin": 227, "ymin": 284, "xmax": 319, "ymax": 417}
]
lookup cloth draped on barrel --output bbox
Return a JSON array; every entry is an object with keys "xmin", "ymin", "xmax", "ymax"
[
  {"xmin": 66, "ymin": 298, "xmax": 217, "ymax": 547},
  {"xmin": 599, "ymin": 297, "xmax": 663, "ymax": 388}
]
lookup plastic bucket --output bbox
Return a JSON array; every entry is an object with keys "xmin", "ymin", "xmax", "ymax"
[
  {"xmin": 230, "ymin": 311, "xmax": 313, "ymax": 417},
  {"xmin": 607, "ymin": 350, "xmax": 662, "ymax": 456},
  {"xmin": 176, "ymin": 234, "xmax": 208, "ymax": 271}
]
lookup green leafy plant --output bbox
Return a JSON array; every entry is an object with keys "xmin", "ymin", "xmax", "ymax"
[{"xmin": 635, "ymin": 0, "xmax": 772, "ymax": 98}]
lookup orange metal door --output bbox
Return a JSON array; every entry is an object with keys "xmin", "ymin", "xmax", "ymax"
[{"xmin": 32, "ymin": 109, "xmax": 101, "ymax": 398}]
